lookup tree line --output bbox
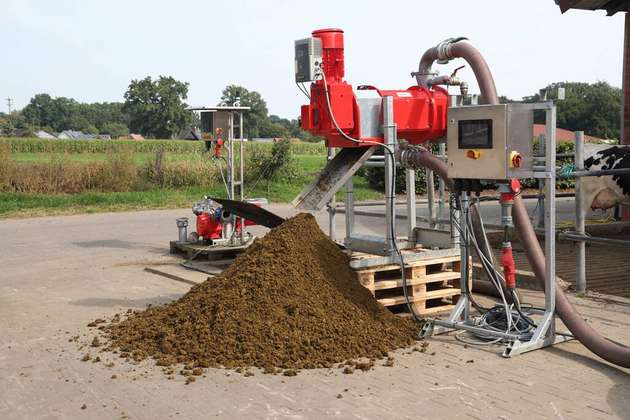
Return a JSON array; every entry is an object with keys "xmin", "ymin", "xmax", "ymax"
[{"xmin": 0, "ymin": 79, "xmax": 622, "ymax": 141}]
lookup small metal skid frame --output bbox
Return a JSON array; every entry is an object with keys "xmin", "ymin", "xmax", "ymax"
[{"xmin": 420, "ymin": 102, "xmax": 573, "ymax": 357}]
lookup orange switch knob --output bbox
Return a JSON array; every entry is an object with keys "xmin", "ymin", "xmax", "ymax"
[
  {"xmin": 466, "ymin": 149, "xmax": 481, "ymax": 159},
  {"xmin": 510, "ymin": 151, "xmax": 523, "ymax": 168}
]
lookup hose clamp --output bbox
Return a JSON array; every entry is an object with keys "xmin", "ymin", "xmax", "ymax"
[{"xmin": 436, "ymin": 37, "xmax": 469, "ymax": 64}]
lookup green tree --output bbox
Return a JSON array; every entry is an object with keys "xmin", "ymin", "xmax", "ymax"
[
  {"xmin": 123, "ymin": 76, "xmax": 192, "ymax": 138},
  {"xmin": 21, "ymin": 94, "xmax": 125, "ymax": 133},
  {"xmin": 0, "ymin": 112, "xmax": 28, "ymax": 134},
  {"xmin": 22, "ymin": 94, "xmax": 67, "ymax": 130},
  {"xmin": 100, "ymin": 122, "xmax": 129, "ymax": 138},
  {"xmin": 268, "ymin": 114, "xmax": 321, "ymax": 141},
  {"xmin": 525, "ymin": 82, "xmax": 621, "ymax": 139},
  {"xmin": 259, "ymin": 118, "xmax": 289, "ymax": 138},
  {"xmin": 219, "ymin": 85, "xmax": 269, "ymax": 138}
]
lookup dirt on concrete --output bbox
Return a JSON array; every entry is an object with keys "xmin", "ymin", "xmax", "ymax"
[{"xmin": 102, "ymin": 213, "xmax": 418, "ymax": 372}]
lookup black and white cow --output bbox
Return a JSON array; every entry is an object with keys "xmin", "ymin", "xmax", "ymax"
[{"xmin": 582, "ymin": 144, "xmax": 630, "ymax": 210}]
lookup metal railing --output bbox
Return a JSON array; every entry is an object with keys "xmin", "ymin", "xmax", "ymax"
[{"xmin": 562, "ymin": 131, "xmax": 630, "ymax": 294}]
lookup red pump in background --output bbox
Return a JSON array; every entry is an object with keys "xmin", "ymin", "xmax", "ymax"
[{"xmin": 300, "ymin": 28, "xmax": 449, "ymax": 148}]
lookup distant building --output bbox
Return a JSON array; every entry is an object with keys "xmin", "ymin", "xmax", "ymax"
[
  {"xmin": 35, "ymin": 130, "xmax": 56, "ymax": 139},
  {"xmin": 118, "ymin": 134, "xmax": 144, "ymax": 140},
  {"xmin": 57, "ymin": 130, "xmax": 97, "ymax": 140},
  {"xmin": 533, "ymin": 124, "xmax": 605, "ymax": 143}
]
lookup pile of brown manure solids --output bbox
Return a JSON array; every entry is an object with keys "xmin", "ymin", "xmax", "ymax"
[{"xmin": 104, "ymin": 213, "xmax": 418, "ymax": 372}]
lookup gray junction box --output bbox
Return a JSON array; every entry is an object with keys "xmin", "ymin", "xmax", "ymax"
[
  {"xmin": 294, "ymin": 37, "xmax": 322, "ymax": 83},
  {"xmin": 446, "ymin": 104, "xmax": 535, "ymax": 180}
]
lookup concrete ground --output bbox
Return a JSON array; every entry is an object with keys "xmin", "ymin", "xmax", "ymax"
[{"xmin": 1, "ymin": 204, "xmax": 630, "ymax": 419}]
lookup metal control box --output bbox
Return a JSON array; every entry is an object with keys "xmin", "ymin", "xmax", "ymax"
[
  {"xmin": 446, "ymin": 104, "xmax": 535, "ymax": 180},
  {"xmin": 294, "ymin": 37, "xmax": 322, "ymax": 83}
]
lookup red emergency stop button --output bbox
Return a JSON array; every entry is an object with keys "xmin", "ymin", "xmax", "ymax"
[
  {"xmin": 466, "ymin": 149, "xmax": 481, "ymax": 159},
  {"xmin": 510, "ymin": 151, "xmax": 523, "ymax": 168}
]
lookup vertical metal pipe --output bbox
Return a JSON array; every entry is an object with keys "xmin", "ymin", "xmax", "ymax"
[
  {"xmin": 228, "ymin": 112, "xmax": 235, "ymax": 200},
  {"xmin": 427, "ymin": 168, "xmax": 436, "ymax": 227},
  {"xmin": 383, "ymin": 95, "xmax": 397, "ymax": 256},
  {"xmin": 537, "ymin": 134, "xmax": 546, "ymax": 229},
  {"xmin": 176, "ymin": 218, "xmax": 189, "ymax": 244},
  {"xmin": 459, "ymin": 191, "xmax": 470, "ymax": 321},
  {"xmin": 327, "ymin": 147, "xmax": 336, "ymax": 241},
  {"xmin": 344, "ymin": 178, "xmax": 354, "ymax": 248},
  {"xmin": 437, "ymin": 143, "xmax": 446, "ymax": 229},
  {"xmin": 239, "ymin": 111, "xmax": 245, "ymax": 242},
  {"xmin": 451, "ymin": 194, "xmax": 460, "ymax": 247},
  {"xmin": 575, "ymin": 131, "xmax": 586, "ymax": 293},
  {"xmin": 239, "ymin": 112, "xmax": 244, "ymax": 200},
  {"xmin": 406, "ymin": 168, "xmax": 417, "ymax": 246},
  {"xmin": 545, "ymin": 106, "xmax": 557, "ymax": 318}
]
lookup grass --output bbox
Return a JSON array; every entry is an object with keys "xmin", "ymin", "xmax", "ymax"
[
  {"xmin": 11, "ymin": 151, "xmax": 208, "ymax": 166},
  {"xmin": 10, "ymin": 152, "xmax": 327, "ymax": 166},
  {"xmin": 0, "ymin": 176, "xmax": 378, "ymax": 218},
  {"xmin": 0, "ymin": 150, "xmax": 380, "ymax": 218},
  {"xmin": 2, "ymin": 137, "xmax": 326, "ymax": 155}
]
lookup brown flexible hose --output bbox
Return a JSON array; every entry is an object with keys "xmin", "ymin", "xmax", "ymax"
[
  {"xmin": 512, "ymin": 197, "xmax": 630, "ymax": 367},
  {"xmin": 404, "ymin": 143, "xmax": 630, "ymax": 367},
  {"xmin": 413, "ymin": 40, "xmax": 630, "ymax": 366}
]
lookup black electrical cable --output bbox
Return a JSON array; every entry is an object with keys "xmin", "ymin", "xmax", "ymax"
[
  {"xmin": 510, "ymin": 289, "xmax": 538, "ymax": 328},
  {"xmin": 450, "ymin": 194, "xmax": 490, "ymax": 313}
]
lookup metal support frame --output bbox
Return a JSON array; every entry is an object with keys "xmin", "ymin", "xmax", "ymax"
[
  {"xmin": 327, "ymin": 147, "xmax": 336, "ymax": 241},
  {"xmin": 238, "ymin": 111, "xmax": 245, "ymax": 242},
  {"xmin": 344, "ymin": 178, "xmax": 355, "ymax": 248},
  {"xmin": 427, "ymin": 169, "xmax": 436, "ymax": 227},
  {"xmin": 536, "ymin": 134, "xmax": 546, "ymax": 229},
  {"xmin": 421, "ymin": 102, "xmax": 573, "ymax": 358},
  {"xmin": 405, "ymin": 169, "xmax": 417, "ymax": 247},
  {"xmin": 383, "ymin": 95, "xmax": 397, "ymax": 256},
  {"xmin": 341, "ymin": 96, "xmax": 458, "ymax": 260},
  {"xmin": 559, "ymin": 131, "xmax": 630, "ymax": 292},
  {"xmin": 574, "ymin": 131, "xmax": 586, "ymax": 293},
  {"xmin": 177, "ymin": 105, "xmax": 250, "ymax": 250},
  {"xmin": 437, "ymin": 143, "xmax": 446, "ymax": 229}
]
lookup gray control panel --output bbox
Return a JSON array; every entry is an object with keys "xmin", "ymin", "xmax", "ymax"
[
  {"xmin": 446, "ymin": 104, "xmax": 535, "ymax": 180},
  {"xmin": 294, "ymin": 37, "xmax": 322, "ymax": 83}
]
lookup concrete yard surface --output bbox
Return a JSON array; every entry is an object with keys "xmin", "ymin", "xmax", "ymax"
[{"xmin": 1, "ymin": 206, "xmax": 629, "ymax": 419}]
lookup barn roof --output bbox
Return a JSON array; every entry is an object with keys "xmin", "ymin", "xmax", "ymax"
[
  {"xmin": 533, "ymin": 124, "xmax": 605, "ymax": 142},
  {"xmin": 556, "ymin": 0, "xmax": 628, "ymax": 15}
]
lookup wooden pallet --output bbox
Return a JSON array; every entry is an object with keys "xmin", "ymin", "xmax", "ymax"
[{"xmin": 354, "ymin": 255, "xmax": 472, "ymax": 316}]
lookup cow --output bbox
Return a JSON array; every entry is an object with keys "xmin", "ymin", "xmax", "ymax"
[{"xmin": 581, "ymin": 144, "xmax": 630, "ymax": 211}]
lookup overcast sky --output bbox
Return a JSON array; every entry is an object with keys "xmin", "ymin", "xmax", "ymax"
[{"xmin": 1, "ymin": 0, "xmax": 625, "ymax": 118}]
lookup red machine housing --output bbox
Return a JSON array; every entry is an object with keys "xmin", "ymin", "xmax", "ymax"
[
  {"xmin": 194, "ymin": 205, "xmax": 256, "ymax": 241},
  {"xmin": 196, "ymin": 213, "xmax": 223, "ymax": 240},
  {"xmin": 300, "ymin": 28, "xmax": 449, "ymax": 148}
]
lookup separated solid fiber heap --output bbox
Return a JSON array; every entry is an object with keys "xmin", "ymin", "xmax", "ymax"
[{"xmin": 105, "ymin": 213, "xmax": 418, "ymax": 371}]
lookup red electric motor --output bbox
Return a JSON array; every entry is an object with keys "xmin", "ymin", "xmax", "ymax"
[{"xmin": 297, "ymin": 28, "xmax": 449, "ymax": 148}]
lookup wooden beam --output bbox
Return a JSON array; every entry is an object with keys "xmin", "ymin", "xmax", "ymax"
[
  {"xmin": 624, "ymin": 8, "xmax": 630, "ymax": 219},
  {"xmin": 624, "ymin": 9, "xmax": 630, "ymax": 145}
]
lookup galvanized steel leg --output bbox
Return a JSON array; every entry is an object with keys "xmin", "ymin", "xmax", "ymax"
[
  {"xmin": 382, "ymin": 96, "xmax": 397, "ymax": 256},
  {"xmin": 406, "ymin": 169, "xmax": 416, "ymax": 247},
  {"xmin": 575, "ymin": 131, "xmax": 586, "ymax": 293}
]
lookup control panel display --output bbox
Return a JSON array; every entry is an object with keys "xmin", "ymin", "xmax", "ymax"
[{"xmin": 458, "ymin": 119, "xmax": 493, "ymax": 149}]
